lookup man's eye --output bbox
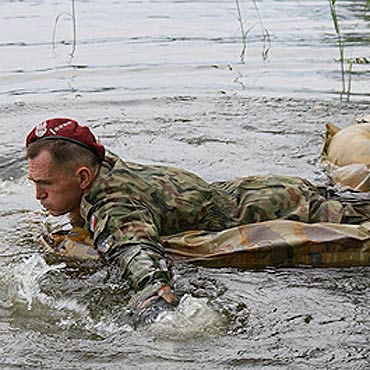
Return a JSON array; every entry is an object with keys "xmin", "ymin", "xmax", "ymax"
[{"xmin": 36, "ymin": 181, "xmax": 50, "ymax": 186}]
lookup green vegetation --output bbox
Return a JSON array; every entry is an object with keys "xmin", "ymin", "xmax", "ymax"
[
  {"xmin": 329, "ymin": 0, "xmax": 346, "ymax": 97},
  {"xmin": 236, "ymin": 0, "xmax": 368, "ymax": 99},
  {"xmin": 329, "ymin": 0, "xmax": 369, "ymax": 100}
]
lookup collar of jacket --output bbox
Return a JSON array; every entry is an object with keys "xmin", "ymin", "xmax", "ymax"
[{"xmin": 79, "ymin": 151, "xmax": 116, "ymax": 222}]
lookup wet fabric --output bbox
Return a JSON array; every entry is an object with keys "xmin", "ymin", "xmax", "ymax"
[
  {"xmin": 163, "ymin": 220, "xmax": 370, "ymax": 268},
  {"xmin": 321, "ymin": 120, "xmax": 370, "ymax": 191},
  {"xmin": 77, "ymin": 151, "xmax": 370, "ymax": 300},
  {"xmin": 41, "ymin": 221, "xmax": 370, "ymax": 268}
]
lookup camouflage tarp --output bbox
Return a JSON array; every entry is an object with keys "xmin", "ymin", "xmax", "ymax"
[
  {"xmin": 41, "ymin": 220, "xmax": 370, "ymax": 268},
  {"xmin": 321, "ymin": 117, "xmax": 370, "ymax": 191}
]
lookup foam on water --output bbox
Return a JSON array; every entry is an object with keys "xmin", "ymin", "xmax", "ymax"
[
  {"xmin": 11, "ymin": 254, "xmax": 66, "ymax": 311},
  {"xmin": 147, "ymin": 294, "xmax": 229, "ymax": 339},
  {"xmin": 3, "ymin": 254, "xmax": 126, "ymax": 337}
]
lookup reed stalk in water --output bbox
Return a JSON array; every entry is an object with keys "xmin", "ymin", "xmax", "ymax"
[
  {"xmin": 329, "ymin": 0, "xmax": 347, "ymax": 98},
  {"xmin": 52, "ymin": 0, "xmax": 77, "ymax": 58},
  {"xmin": 251, "ymin": 0, "xmax": 270, "ymax": 61},
  {"xmin": 329, "ymin": 0, "xmax": 369, "ymax": 100},
  {"xmin": 235, "ymin": 0, "xmax": 270, "ymax": 63},
  {"xmin": 235, "ymin": 0, "xmax": 247, "ymax": 63}
]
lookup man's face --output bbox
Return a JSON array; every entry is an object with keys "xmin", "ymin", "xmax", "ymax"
[{"xmin": 28, "ymin": 149, "xmax": 84, "ymax": 216}]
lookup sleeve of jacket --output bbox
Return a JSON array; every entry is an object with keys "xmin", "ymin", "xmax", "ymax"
[{"xmin": 88, "ymin": 195, "xmax": 172, "ymax": 295}]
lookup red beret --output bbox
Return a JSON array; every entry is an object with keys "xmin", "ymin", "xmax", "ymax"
[{"xmin": 26, "ymin": 118, "xmax": 105, "ymax": 162}]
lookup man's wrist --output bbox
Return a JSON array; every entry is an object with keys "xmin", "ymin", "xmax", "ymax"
[{"xmin": 138, "ymin": 285, "xmax": 176, "ymax": 310}]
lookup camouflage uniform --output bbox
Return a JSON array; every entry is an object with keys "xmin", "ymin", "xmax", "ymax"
[{"xmin": 79, "ymin": 151, "xmax": 370, "ymax": 297}]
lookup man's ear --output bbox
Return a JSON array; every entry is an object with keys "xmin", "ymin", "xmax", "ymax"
[{"xmin": 76, "ymin": 166, "xmax": 94, "ymax": 191}]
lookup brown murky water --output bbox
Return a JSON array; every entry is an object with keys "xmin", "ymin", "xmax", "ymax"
[{"xmin": 0, "ymin": 1, "xmax": 369, "ymax": 369}]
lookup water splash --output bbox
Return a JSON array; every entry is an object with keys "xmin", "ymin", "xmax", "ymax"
[
  {"xmin": 147, "ymin": 294, "xmax": 229, "ymax": 339},
  {"xmin": 3, "ymin": 253, "xmax": 133, "ymax": 337},
  {"xmin": 12, "ymin": 254, "xmax": 66, "ymax": 310}
]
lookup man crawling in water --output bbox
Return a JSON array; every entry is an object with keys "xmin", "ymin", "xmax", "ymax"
[{"xmin": 26, "ymin": 118, "xmax": 370, "ymax": 325}]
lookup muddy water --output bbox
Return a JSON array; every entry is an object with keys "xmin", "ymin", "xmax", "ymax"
[
  {"xmin": 1, "ymin": 96, "xmax": 370, "ymax": 369},
  {"xmin": 1, "ymin": 1, "xmax": 370, "ymax": 369}
]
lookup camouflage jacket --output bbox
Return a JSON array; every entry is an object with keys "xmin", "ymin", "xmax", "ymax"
[
  {"xmin": 79, "ymin": 151, "xmax": 237, "ymax": 297},
  {"xmin": 78, "ymin": 151, "xmax": 366, "ymax": 298}
]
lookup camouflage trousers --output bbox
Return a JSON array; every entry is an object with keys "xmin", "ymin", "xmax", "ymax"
[{"xmin": 213, "ymin": 175, "xmax": 370, "ymax": 225}]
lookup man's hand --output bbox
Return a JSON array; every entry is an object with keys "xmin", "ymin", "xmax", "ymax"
[{"xmin": 131, "ymin": 285, "xmax": 177, "ymax": 327}]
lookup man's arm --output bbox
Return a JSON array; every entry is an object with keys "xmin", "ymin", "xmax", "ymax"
[{"xmin": 88, "ymin": 199, "xmax": 176, "ymax": 324}]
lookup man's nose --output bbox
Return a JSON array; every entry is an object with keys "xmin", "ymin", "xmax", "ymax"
[{"xmin": 35, "ymin": 184, "xmax": 47, "ymax": 200}]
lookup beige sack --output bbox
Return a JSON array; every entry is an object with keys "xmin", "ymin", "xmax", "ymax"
[{"xmin": 321, "ymin": 119, "xmax": 370, "ymax": 191}]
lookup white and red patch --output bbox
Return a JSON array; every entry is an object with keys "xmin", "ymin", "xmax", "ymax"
[{"xmin": 90, "ymin": 215, "xmax": 97, "ymax": 233}]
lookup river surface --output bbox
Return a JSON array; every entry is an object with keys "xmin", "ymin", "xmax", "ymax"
[{"xmin": 1, "ymin": 1, "xmax": 370, "ymax": 369}]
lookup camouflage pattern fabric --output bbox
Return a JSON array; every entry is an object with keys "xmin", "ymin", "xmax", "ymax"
[
  {"xmin": 41, "ymin": 221, "xmax": 370, "ymax": 268},
  {"xmin": 77, "ymin": 151, "xmax": 370, "ymax": 298},
  {"xmin": 321, "ymin": 119, "xmax": 370, "ymax": 191},
  {"xmin": 163, "ymin": 220, "xmax": 370, "ymax": 268},
  {"xmin": 41, "ymin": 227, "xmax": 99, "ymax": 260}
]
